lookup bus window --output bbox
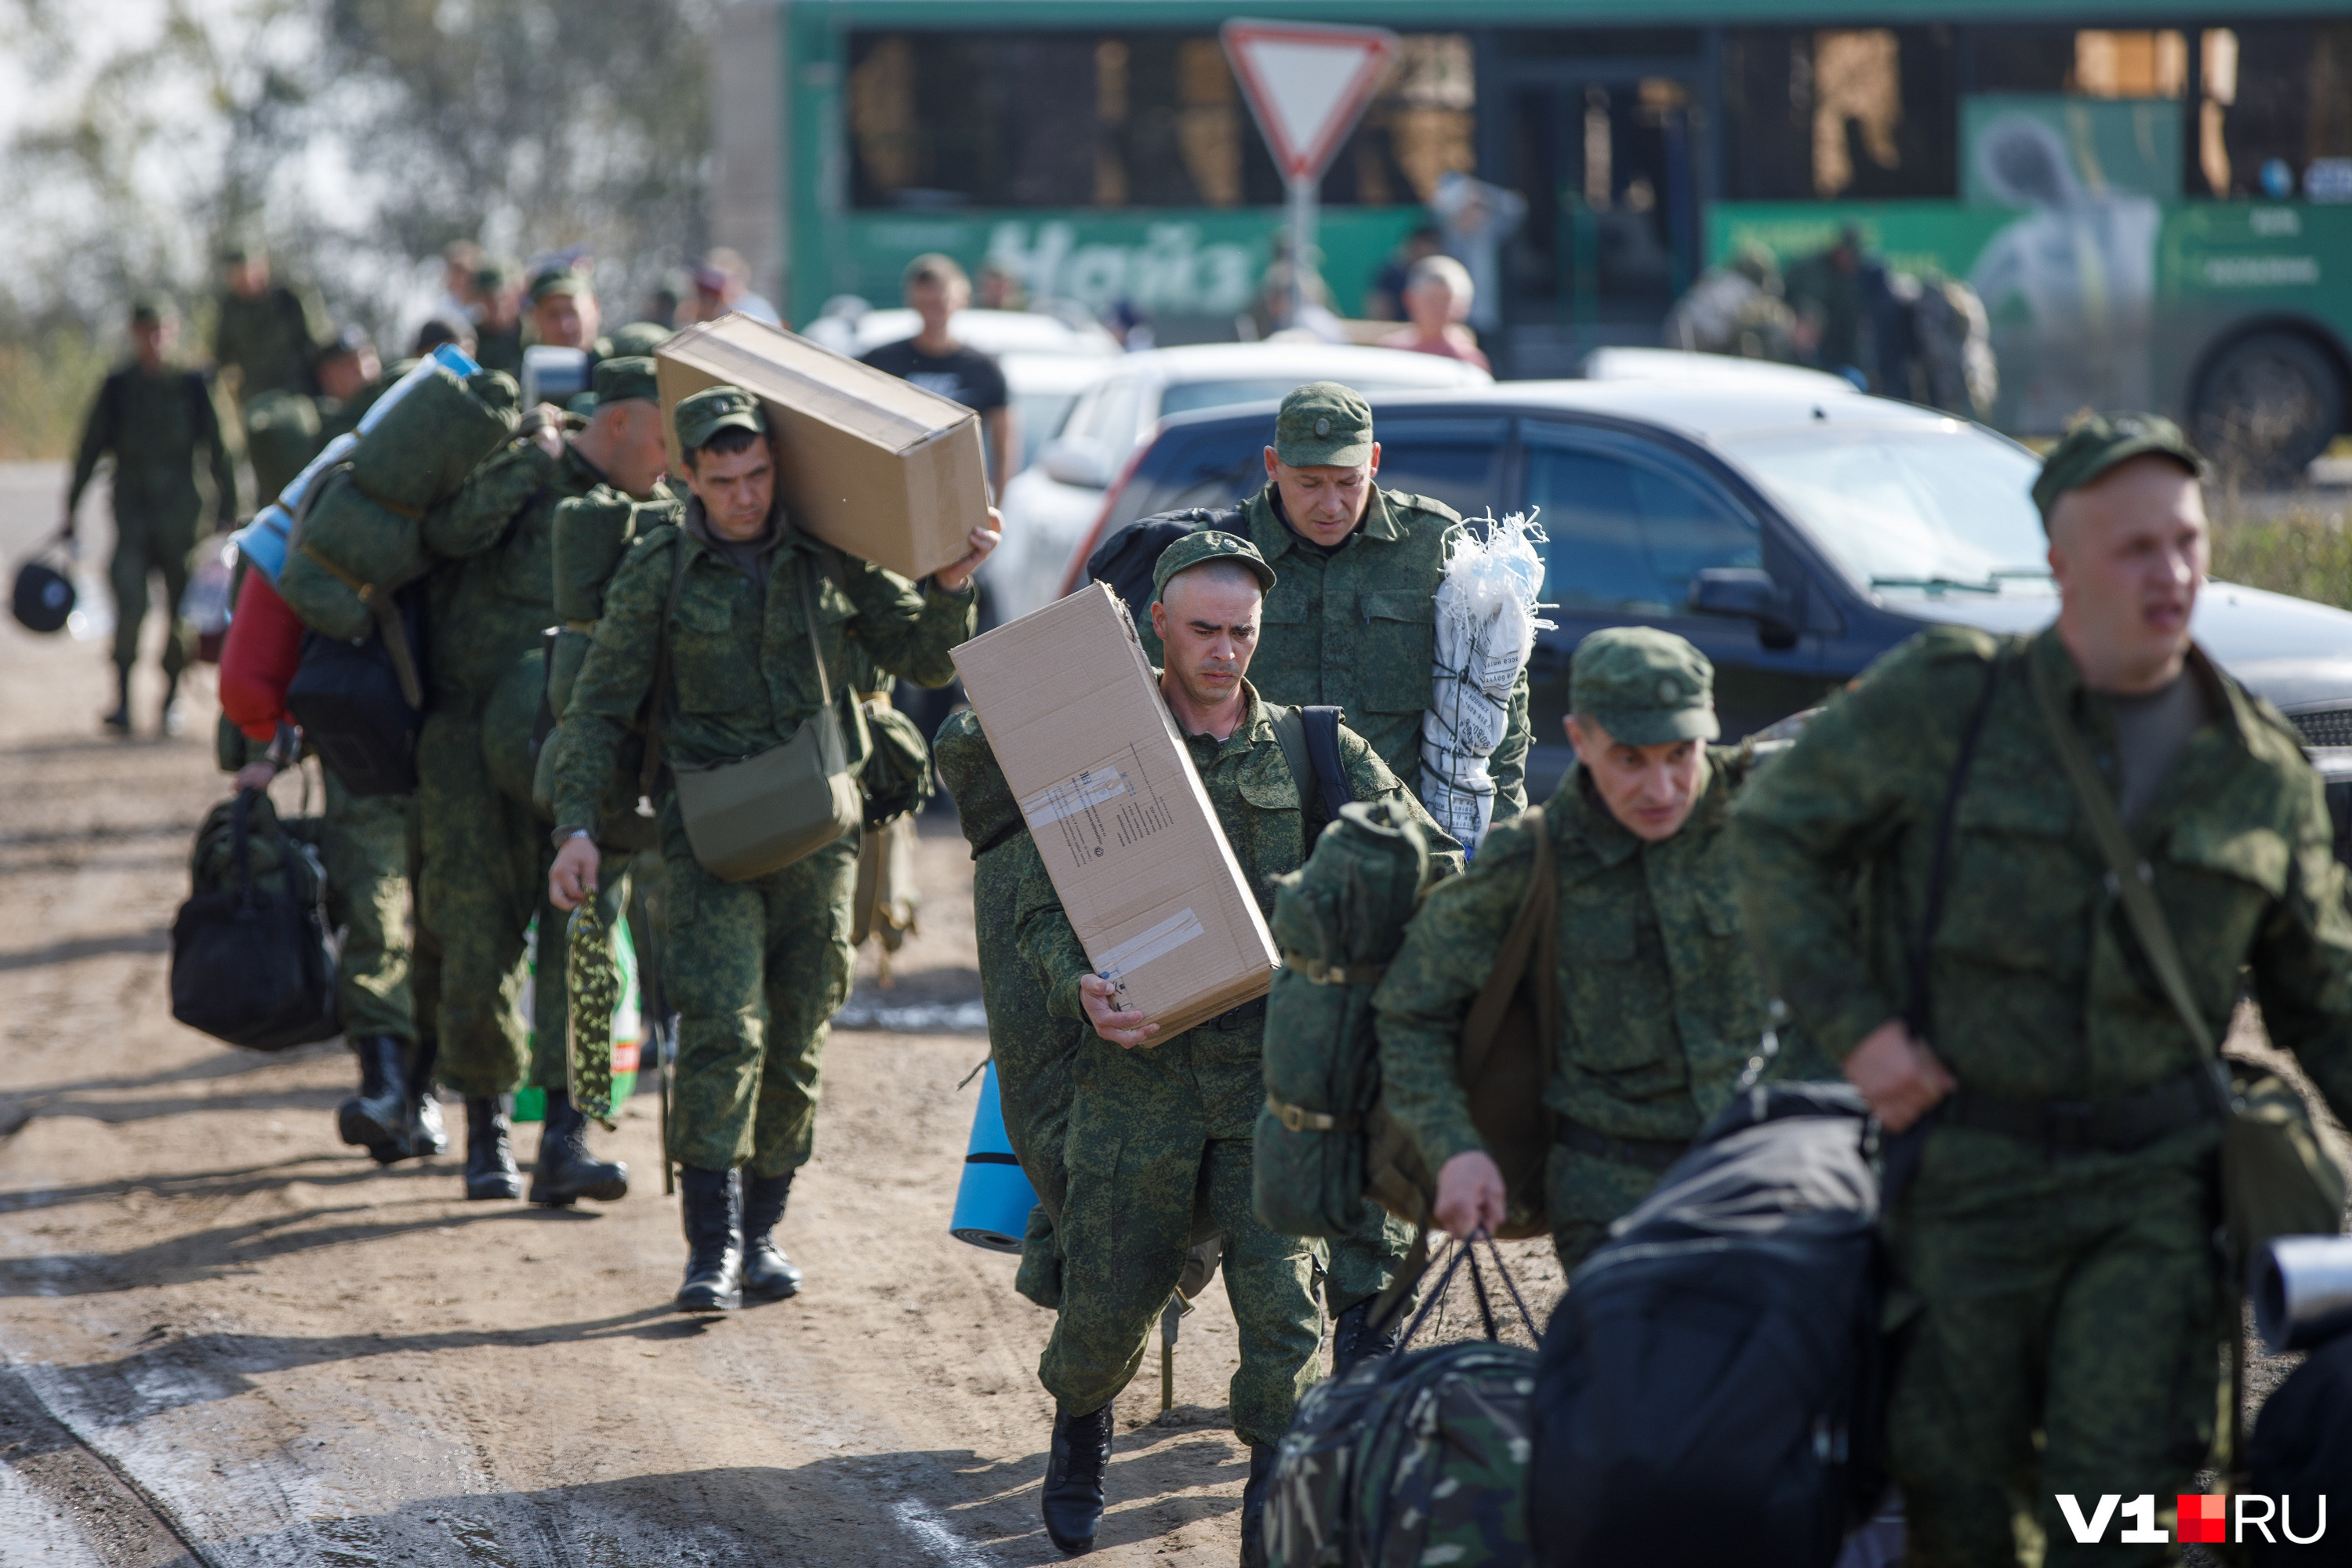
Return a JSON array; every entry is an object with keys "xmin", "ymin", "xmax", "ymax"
[
  {"xmin": 2197, "ymin": 24, "xmax": 2352, "ymax": 199},
  {"xmin": 1721, "ymin": 27, "xmax": 1958, "ymax": 201}
]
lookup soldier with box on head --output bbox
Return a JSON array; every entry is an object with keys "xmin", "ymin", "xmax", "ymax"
[
  {"xmin": 1014, "ymin": 530, "xmax": 1458, "ymax": 1566},
  {"xmin": 548, "ymin": 384, "xmax": 996, "ymax": 1315},
  {"xmin": 1733, "ymin": 415, "xmax": 2352, "ymax": 1563}
]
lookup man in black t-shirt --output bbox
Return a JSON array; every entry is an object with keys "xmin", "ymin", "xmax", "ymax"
[{"xmin": 861, "ymin": 253, "xmax": 1016, "ymax": 495}]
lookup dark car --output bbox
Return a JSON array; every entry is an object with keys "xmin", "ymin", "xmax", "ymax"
[{"xmin": 1058, "ymin": 379, "xmax": 2352, "ymax": 840}]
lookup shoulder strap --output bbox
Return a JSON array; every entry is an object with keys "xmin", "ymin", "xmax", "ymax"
[
  {"xmin": 1300, "ymin": 706, "xmax": 1349, "ymax": 822},
  {"xmin": 1905, "ymin": 649, "xmax": 2006, "ymax": 1036},
  {"xmin": 2027, "ymin": 648, "xmax": 2220, "ymax": 1066},
  {"xmin": 795, "ymin": 551, "xmax": 836, "ymax": 710},
  {"xmin": 1269, "ymin": 706, "xmax": 1312, "ymax": 817},
  {"xmin": 1458, "ymin": 806, "xmax": 1557, "ymax": 1087},
  {"xmin": 637, "ymin": 533, "xmax": 691, "ymax": 804}
]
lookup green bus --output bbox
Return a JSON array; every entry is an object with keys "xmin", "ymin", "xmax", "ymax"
[{"xmin": 724, "ymin": 0, "xmax": 2352, "ymax": 464}]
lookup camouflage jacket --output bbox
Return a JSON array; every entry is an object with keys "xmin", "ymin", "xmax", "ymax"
[
  {"xmin": 213, "ymin": 284, "xmax": 331, "ymax": 401},
  {"xmin": 420, "ymin": 435, "xmax": 608, "ymax": 702},
  {"xmin": 1016, "ymin": 679, "xmax": 1462, "ymax": 1030},
  {"xmin": 67, "ymin": 365, "xmax": 238, "ymax": 528},
  {"xmin": 1376, "ymin": 749, "xmax": 1821, "ymax": 1163},
  {"xmin": 1732, "ymin": 626, "xmax": 2352, "ymax": 1123},
  {"xmin": 549, "ymin": 501, "xmax": 973, "ymax": 836},
  {"xmin": 1134, "ymin": 485, "xmax": 1532, "ymax": 815}
]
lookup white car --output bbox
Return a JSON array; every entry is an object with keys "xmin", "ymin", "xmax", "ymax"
[
  {"xmin": 990, "ymin": 342, "xmax": 1494, "ymax": 620},
  {"xmin": 1579, "ymin": 346, "xmax": 1862, "ymax": 396}
]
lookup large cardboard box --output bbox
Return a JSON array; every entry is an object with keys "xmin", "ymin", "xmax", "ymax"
[
  {"xmin": 953, "ymin": 584, "xmax": 1279, "ymax": 1038},
  {"xmin": 655, "ymin": 314, "xmax": 989, "ymax": 582}
]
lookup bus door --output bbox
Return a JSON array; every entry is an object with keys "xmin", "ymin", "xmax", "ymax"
[{"xmin": 1496, "ymin": 69, "xmax": 1704, "ymax": 351}]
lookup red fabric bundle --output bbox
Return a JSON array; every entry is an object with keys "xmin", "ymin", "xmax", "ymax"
[{"xmin": 217, "ymin": 571, "xmax": 307, "ymax": 740}]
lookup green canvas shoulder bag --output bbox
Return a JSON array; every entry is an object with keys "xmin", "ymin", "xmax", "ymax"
[
  {"xmin": 663, "ymin": 540, "xmax": 862, "ymax": 880},
  {"xmin": 2027, "ymin": 650, "xmax": 2345, "ymax": 1265}
]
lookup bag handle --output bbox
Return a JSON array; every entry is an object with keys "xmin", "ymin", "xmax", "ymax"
[
  {"xmin": 2025, "ymin": 648, "xmax": 2222, "ymax": 1073},
  {"xmin": 230, "ymin": 787, "xmax": 260, "ymax": 907}
]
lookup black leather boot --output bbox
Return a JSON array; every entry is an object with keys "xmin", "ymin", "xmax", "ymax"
[
  {"xmin": 402, "ymin": 1036, "xmax": 448, "ymax": 1159},
  {"xmin": 528, "ymin": 1088, "xmax": 630, "ymax": 1207},
  {"xmin": 1330, "ymin": 1298, "xmax": 1403, "ymax": 1376},
  {"xmin": 1040, "ymin": 1403, "xmax": 1114, "ymax": 1555},
  {"xmin": 463, "ymin": 1097, "xmax": 521, "ymax": 1200},
  {"xmin": 101, "ymin": 670, "xmax": 132, "ymax": 735},
  {"xmin": 675, "ymin": 1166, "xmax": 742, "ymax": 1314},
  {"xmin": 1238, "ymin": 1441, "xmax": 1276, "ymax": 1568},
  {"xmin": 337, "ymin": 1036, "xmax": 409, "ymax": 1160},
  {"xmin": 740, "ymin": 1171, "xmax": 804, "ymax": 1300}
]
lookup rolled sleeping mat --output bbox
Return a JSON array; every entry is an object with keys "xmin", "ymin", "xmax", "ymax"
[
  {"xmin": 2256, "ymin": 1234, "xmax": 2352, "ymax": 1352},
  {"xmin": 951, "ymin": 1061, "xmax": 1037, "ymax": 1253}
]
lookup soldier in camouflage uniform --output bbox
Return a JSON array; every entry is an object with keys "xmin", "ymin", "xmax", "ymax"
[
  {"xmin": 1377, "ymin": 628, "xmax": 1828, "ymax": 1267},
  {"xmin": 420, "ymin": 357, "xmax": 670, "ymax": 1207},
  {"xmin": 548, "ymin": 385, "xmax": 993, "ymax": 1315},
  {"xmin": 1733, "ymin": 416, "xmax": 2352, "ymax": 1565},
  {"xmin": 212, "ymin": 243, "xmax": 332, "ymax": 405},
  {"xmin": 524, "ymin": 266, "xmax": 612, "ymax": 367},
  {"xmin": 63, "ymin": 298, "xmax": 238, "ymax": 736},
  {"xmin": 1123, "ymin": 383, "xmax": 1534, "ymax": 1367},
  {"xmin": 1015, "ymin": 531, "xmax": 1458, "ymax": 1565}
]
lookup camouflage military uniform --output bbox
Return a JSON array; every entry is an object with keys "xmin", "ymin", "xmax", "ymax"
[
  {"xmin": 550, "ymin": 503, "xmax": 975, "ymax": 1176},
  {"xmin": 1377, "ymin": 749, "xmax": 1826, "ymax": 1266},
  {"xmin": 1733, "ymin": 626, "xmax": 2352, "ymax": 1563},
  {"xmin": 66, "ymin": 363, "xmax": 238, "ymax": 692},
  {"xmin": 1015, "ymin": 680, "xmax": 1458, "ymax": 1443},
  {"xmin": 934, "ymin": 709, "xmax": 1082, "ymax": 1304},
  {"xmin": 416, "ymin": 435, "xmax": 608, "ymax": 1098},
  {"xmin": 1132, "ymin": 479, "xmax": 1532, "ymax": 1320},
  {"xmin": 213, "ymin": 283, "xmax": 331, "ymax": 404}
]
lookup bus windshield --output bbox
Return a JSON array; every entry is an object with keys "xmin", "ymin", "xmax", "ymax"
[{"xmin": 1718, "ymin": 426, "xmax": 2053, "ymax": 596}]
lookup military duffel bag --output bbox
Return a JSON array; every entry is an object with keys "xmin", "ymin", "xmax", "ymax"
[
  {"xmin": 169, "ymin": 789, "xmax": 340, "ymax": 1051},
  {"xmin": 1268, "ymin": 1237, "xmax": 1541, "ymax": 1568},
  {"xmin": 275, "ymin": 466, "xmax": 430, "ymax": 644},
  {"xmin": 347, "ymin": 357, "xmax": 519, "ymax": 513}
]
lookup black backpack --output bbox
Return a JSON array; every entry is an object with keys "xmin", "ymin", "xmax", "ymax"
[
  {"xmin": 169, "ymin": 789, "xmax": 341, "ymax": 1051},
  {"xmin": 285, "ymin": 584, "xmax": 427, "ymax": 797},
  {"xmin": 1530, "ymin": 1082, "xmax": 1889, "ymax": 1568},
  {"xmin": 2247, "ymin": 1330, "xmax": 2352, "ymax": 1565},
  {"xmin": 1083, "ymin": 507, "xmax": 1233, "ymax": 624}
]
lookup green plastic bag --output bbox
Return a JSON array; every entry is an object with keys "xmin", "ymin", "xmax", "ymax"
[
  {"xmin": 511, "ymin": 908, "xmax": 644, "ymax": 1125},
  {"xmin": 1253, "ymin": 799, "xmax": 1436, "ymax": 1240}
]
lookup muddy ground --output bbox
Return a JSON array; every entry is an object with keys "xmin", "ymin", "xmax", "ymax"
[{"xmin": 0, "ymin": 463, "xmax": 1569, "ymax": 1567}]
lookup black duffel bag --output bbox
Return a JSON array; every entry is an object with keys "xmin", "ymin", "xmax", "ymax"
[
  {"xmin": 169, "ymin": 789, "xmax": 340, "ymax": 1051},
  {"xmin": 285, "ymin": 583, "xmax": 427, "ymax": 797},
  {"xmin": 1531, "ymin": 1081, "xmax": 1889, "ymax": 1568}
]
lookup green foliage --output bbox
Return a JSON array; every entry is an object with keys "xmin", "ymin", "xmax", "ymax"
[
  {"xmin": 2210, "ymin": 505, "xmax": 2352, "ymax": 611},
  {"xmin": 0, "ymin": 315, "xmax": 109, "ymax": 461}
]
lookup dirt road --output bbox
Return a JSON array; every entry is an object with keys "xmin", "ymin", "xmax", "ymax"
[{"xmin": 0, "ymin": 463, "xmax": 1563, "ymax": 1567}]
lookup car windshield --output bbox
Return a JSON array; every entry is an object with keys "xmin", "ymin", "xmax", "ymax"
[
  {"xmin": 1014, "ymin": 391, "xmax": 1080, "ymax": 468},
  {"xmin": 1156, "ymin": 375, "xmax": 1450, "ymax": 419},
  {"xmin": 1717, "ymin": 426, "xmax": 2053, "ymax": 595}
]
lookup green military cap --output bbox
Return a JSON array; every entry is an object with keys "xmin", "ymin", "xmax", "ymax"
[
  {"xmin": 474, "ymin": 260, "xmax": 512, "ymax": 291},
  {"xmin": 673, "ymin": 383, "xmax": 767, "ymax": 453},
  {"xmin": 1273, "ymin": 381, "xmax": 1375, "ymax": 467},
  {"xmin": 2031, "ymin": 413, "xmax": 2205, "ymax": 527},
  {"xmin": 128, "ymin": 296, "xmax": 175, "ymax": 326},
  {"xmin": 529, "ymin": 267, "xmax": 591, "ymax": 304},
  {"xmin": 608, "ymin": 321, "xmax": 675, "ymax": 358},
  {"xmin": 592, "ymin": 355, "xmax": 658, "ymax": 406},
  {"xmin": 1152, "ymin": 529, "xmax": 1276, "ymax": 603},
  {"xmin": 1570, "ymin": 626, "xmax": 1719, "ymax": 746}
]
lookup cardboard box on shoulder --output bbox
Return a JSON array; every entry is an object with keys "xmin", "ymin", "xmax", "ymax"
[
  {"xmin": 953, "ymin": 583, "xmax": 1278, "ymax": 1038},
  {"xmin": 654, "ymin": 314, "xmax": 989, "ymax": 582}
]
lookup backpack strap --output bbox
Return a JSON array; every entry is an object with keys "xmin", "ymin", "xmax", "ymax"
[
  {"xmin": 1458, "ymin": 805, "xmax": 1558, "ymax": 1093},
  {"xmin": 1268, "ymin": 703, "xmax": 1351, "ymax": 838},
  {"xmin": 636, "ymin": 532, "xmax": 691, "ymax": 807}
]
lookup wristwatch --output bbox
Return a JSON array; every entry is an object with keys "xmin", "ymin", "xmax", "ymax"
[{"xmin": 550, "ymin": 826, "xmax": 594, "ymax": 849}]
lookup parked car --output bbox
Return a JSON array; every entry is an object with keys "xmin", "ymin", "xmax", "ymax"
[
  {"xmin": 991, "ymin": 342, "xmax": 1493, "ymax": 621},
  {"xmin": 1062, "ymin": 379, "xmax": 2352, "ymax": 834},
  {"xmin": 1580, "ymin": 346, "xmax": 1861, "ymax": 397}
]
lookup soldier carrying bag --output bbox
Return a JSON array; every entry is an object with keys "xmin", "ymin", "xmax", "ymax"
[{"xmin": 662, "ymin": 543, "xmax": 862, "ymax": 880}]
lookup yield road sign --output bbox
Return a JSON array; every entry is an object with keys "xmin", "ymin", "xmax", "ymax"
[{"xmin": 1219, "ymin": 20, "xmax": 1400, "ymax": 184}]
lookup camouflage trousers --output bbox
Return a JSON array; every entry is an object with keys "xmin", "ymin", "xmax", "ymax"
[
  {"xmin": 1040, "ymin": 1025, "xmax": 1323, "ymax": 1448},
  {"xmin": 109, "ymin": 506, "xmax": 196, "ymax": 680},
  {"xmin": 417, "ymin": 705, "xmax": 557, "ymax": 1098},
  {"xmin": 1888, "ymin": 1123, "xmax": 2223, "ymax": 1568},
  {"xmin": 1324, "ymin": 1203, "xmax": 1417, "ymax": 1319},
  {"xmin": 660, "ymin": 818, "xmax": 858, "ymax": 1177},
  {"xmin": 1546, "ymin": 1141, "xmax": 1674, "ymax": 1271},
  {"xmin": 316, "ymin": 773, "xmax": 416, "ymax": 1043}
]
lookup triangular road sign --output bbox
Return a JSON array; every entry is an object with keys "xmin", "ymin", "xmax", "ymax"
[{"xmin": 1221, "ymin": 20, "xmax": 1400, "ymax": 184}]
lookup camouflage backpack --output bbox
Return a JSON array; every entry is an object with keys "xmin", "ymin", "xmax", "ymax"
[{"xmin": 1267, "ymin": 1240, "xmax": 1540, "ymax": 1568}]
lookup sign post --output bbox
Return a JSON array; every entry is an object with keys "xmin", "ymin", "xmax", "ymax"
[{"xmin": 1221, "ymin": 20, "xmax": 1399, "ymax": 327}]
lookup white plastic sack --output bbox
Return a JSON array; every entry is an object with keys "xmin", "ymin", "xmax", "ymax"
[{"xmin": 1421, "ymin": 511, "xmax": 1551, "ymax": 858}]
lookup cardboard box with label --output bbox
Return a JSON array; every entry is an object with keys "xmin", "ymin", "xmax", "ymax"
[
  {"xmin": 953, "ymin": 583, "xmax": 1279, "ymax": 1038},
  {"xmin": 655, "ymin": 314, "xmax": 989, "ymax": 582}
]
